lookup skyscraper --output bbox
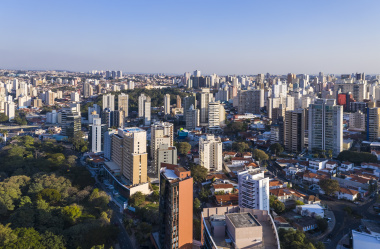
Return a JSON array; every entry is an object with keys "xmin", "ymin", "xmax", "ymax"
[
  {"xmin": 238, "ymin": 89, "xmax": 264, "ymax": 114},
  {"xmin": 366, "ymin": 107, "xmax": 380, "ymax": 141},
  {"xmin": 118, "ymin": 93, "xmax": 129, "ymax": 117},
  {"xmin": 176, "ymin": 95, "xmax": 181, "ymax": 108},
  {"xmin": 183, "ymin": 94, "xmax": 196, "ymax": 121},
  {"xmin": 284, "ymin": 109, "xmax": 306, "ymax": 153},
  {"xmin": 102, "ymin": 94, "xmax": 115, "ymax": 111},
  {"xmin": 111, "ymin": 127, "xmax": 147, "ymax": 185},
  {"xmin": 144, "ymin": 97, "xmax": 151, "ymax": 126},
  {"xmin": 159, "ymin": 164, "xmax": 193, "ymax": 249},
  {"xmin": 83, "ymin": 82, "xmax": 93, "ymax": 98},
  {"xmin": 151, "ymin": 121, "xmax": 174, "ymax": 174},
  {"xmin": 185, "ymin": 104, "xmax": 199, "ymax": 130},
  {"xmin": 238, "ymin": 169, "xmax": 270, "ymax": 212},
  {"xmin": 89, "ymin": 117, "xmax": 104, "ymax": 153},
  {"xmin": 200, "ymin": 88, "xmax": 212, "ymax": 124},
  {"xmin": 164, "ymin": 94, "xmax": 171, "ymax": 115},
  {"xmin": 208, "ymin": 102, "xmax": 225, "ymax": 128},
  {"xmin": 199, "ymin": 135, "xmax": 223, "ymax": 172},
  {"xmin": 308, "ymin": 99, "xmax": 343, "ymax": 157}
]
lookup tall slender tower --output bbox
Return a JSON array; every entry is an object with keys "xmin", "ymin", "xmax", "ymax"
[
  {"xmin": 164, "ymin": 94, "xmax": 171, "ymax": 115},
  {"xmin": 159, "ymin": 164, "xmax": 193, "ymax": 249},
  {"xmin": 118, "ymin": 93, "xmax": 129, "ymax": 117},
  {"xmin": 151, "ymin": 122, "xmax": 174, "ymax": 175},
  {"xmin": 200, "ymin": 88, "xmax": 212, "ymax": 124},
  {"xmin": 103, "ymin": 94, "xmax": 115, "ymax": 111},
  {"xmin": 176, "ymin": 95, "xmax": 182, "ymax": 108}
]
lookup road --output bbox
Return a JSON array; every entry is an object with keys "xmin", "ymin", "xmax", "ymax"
[{"xmin": 80, "ymin": 156, "xmax": 134, "ymax": 249}]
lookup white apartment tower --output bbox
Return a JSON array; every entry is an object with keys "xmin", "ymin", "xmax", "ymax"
[
  {"xmin": 238, "ymin": 169, "xmax": 270, "ymax": 212},
  {"xmin": 102, "ymin": 94, "xmax": 115, "ymax": 111},
  {"xmin": 200, "ymin": 88, "xmax": 212, "ymax": 124},
  {"xmin": 144, "ymin": 97, "xmax": 151, "ymax": 126},
  {"xmin": 90, "ymin": 118, "xmax": 103, "ymax": 153},
  {"xmin": 71, "ymin": 92, "xmax": 80, "ymax": 102},
  {"xmin": 308, "ymin": 99, "xmax": 343, "ymax": 157},
  {"xmin": 208, "ymin": 102, "xmax": 225, "ymax": 128},
  {"xmin": 164, "ymin": 94, "xmax": 171, "ymax": 115},
  {"xmin": 151, "ymin": 121, "xmax": 174, "ymax": 173},
  {"xmin": 138, "ymin": 94, "xmax": 147, "ymax": 118},
  {"xmin": 199, "ymin": 135, "xmax": 223, "ymax": 172}
]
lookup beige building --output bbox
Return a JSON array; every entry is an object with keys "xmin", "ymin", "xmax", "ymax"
[
  {"xmin": 367, "ymin": 107, "xmax": 380, "ymax": 141},
  {"xmin": 199, "ymin": 134, "xmax": 223, "ymax": 172},
  {"xmin": 208, "ymin": 102, "xmax": 225, "ymax": 128},
  {"xmin": 200, "ymin": 88, "xmax": 212, "ymax": 124},
  {"xmin": 349, "ymin": 110, "xmax": 365, "ymax": 131},
  {"xmin": 151, "ymin": 121, "xmax": 174, "ymax": 173},
  {"xmin": 118, "ymin": 93, "xmax": 129, "ymax": 117},
  {"xmin": 157, "ymin": 144, "xmax": 177, "ymax": 168},
  {"xmin": 111, "ymin": 127, "xmax": 147, "ymax": 186},
  {"xmin": 164, "ymin": 94, "xmax": 171, "ymax": 115}
]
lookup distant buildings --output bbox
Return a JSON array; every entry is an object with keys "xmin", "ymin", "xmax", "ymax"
[
  {"xmin": 164, "ymin": 94, "xmax": 170, "ymax": 115},
  {"xmin": 138, "ymin": 94, "xmax": 151, "ymax": 126},
  {"xmin": 238, "ymin": 89, "xmax": 264, "ymax": 114}
]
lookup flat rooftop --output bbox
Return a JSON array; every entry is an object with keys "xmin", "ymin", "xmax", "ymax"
[
  {"xmin": 121, "ymin": 127, "xmax": 145, "ymax": 133},
  {"xmin": 226, "ymin": 212, "xmax": 260, "ymax": 228},
  {"xmin": 163, "ymin": 169, "xmax": 178, "ymax": 180}
]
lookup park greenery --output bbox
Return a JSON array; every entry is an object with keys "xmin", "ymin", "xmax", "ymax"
[
  {"xmin": 319, "ymin": 179, "xmax": 340, "ymax": 196},
  {"xmin": 232, "ymin": 142, "xmax": 250, "ymax": 153},
  {"xmin": 269, "ymin": 195, "xmax": 285, "ymax": 214},
  {"xmin": 0, "ymin": 135, "xmax": 118, "ymax": 249},
  {"xmin": 337, "ymin": 150, "xmax": 377, "ymax": 164},
  {"xmin": 278, "ymin": 228, "xmax": 325, "ymax": 249}
]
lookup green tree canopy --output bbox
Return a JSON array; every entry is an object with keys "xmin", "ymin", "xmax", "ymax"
[
  {"xmin": 37, "ymin": 188, "xmax": 61, "ymax": 204},
  {"xmin": 337, "ymin": 150, "xmax": 377, "ymax": 164},
  {"xmin": 129, "ymin": 191, "xmax": 146, "ymax": 207},
  {"xmin": 61, "ymin": 204, "xmax": 82, "ymax": 224},
  {"xmin": 193, "ymin": 198, "xmax": 201, "ymax": 212},
  {"xmin": 316, "ymin": 217, "xmax": 328, "ymax": 232},
  {"xmin": 253, "ymin": 149, "xmax": 269, "ymax": 162},
  {"xmin": 232, "ymin": 142, "xmax": 250, "ymax": 153},
  {"xmin": 270, "ymin": 143, "xmax": 284, "ymax": 155},
  {"xmin": 269, "ymin": 195, "xmax": 285, "ymax": 214},
  {"xmin": 177, "ymin": 142, "xmax": 191, "ymax": 155},
  {"xmin": 319, "ymin": 179, "xmax": 340, "ymax": 196},
  {"xmin": 190, "ymin": 165, "xmax": 208, "ymax": 183}
]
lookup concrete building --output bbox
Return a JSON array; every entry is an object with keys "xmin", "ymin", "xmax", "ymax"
[
  {"xmin": 185, "ymin": 104, "xmax": 199, "ymax": 130},
  {"xmin": 176, "ymin": 95, "xmax": 181, "ymax": 108},
  {"xmin": 45, "ymin": 90, "xmax": 55, "ymax": 105},
  {"xmin": 83, "ymin": 82, "xmax": 93, "ymax": 98},
  {"xmin": 183, "ymin": 94, "xmax": 196, "ymax": 121},
  {"xmin": 151, "ymin": 121, "xmax": 174, "ymax": 174},
  {"xmin": 201, "ymin": 206, "xmax": 279, "ymax": 249},
  {"xmin": 138, "ymin": 93, "xmax": 147, "ymax": 117},
  {"xmin": 104, "ymin": 129, "xmax": 117, "ymax": 160},
  {"xmin": 164, "ymin": 94, "xmax": 171, "ymax": 115},
  {"xmin": 103, "ymin": 94, "xmax": 115, "ymax": 111},
  {"xmin": 308, "ymin": 99, "xmax": 343, "ymax": 157},
  {"xmin": 284, "ymin": 109, "xmax": 305, "ymax": 153},
  {"xmin": 199, "ymin": 135, "xmax": 223, "ymax": 172},
  {"xmin": 238, "ymin": 89, "xmax": 264, "ymax": 114},
  {"xmin": 89, "ymin": 117, "xmax": 104, "ymax": 153},
  {"xmin": 111, "ymin": 127, "xmax": 147, "ymax": 186},
  {"xmin": 158, "ymin": 164, "xmax": 193, "ymax": 249},
  {"xmin": 349, "ymin": 110, "xmax": 366, "ymax": 131},
  {"xmin": 157, "ymin": 144, "xmax": 177, "ymax": 171},
  {"xmin": 60, "ymin": 107, "xmax": 81, "ymax": 138},
  {"xmin": 238, "ymin": 169, "xmax": 270, "ymax": 212},
  {"xmin": 200, "ymin": 88, "xmax": 212, "ymax": 124},
  {"xmin": 71, "ymin": 92, "xmax": 80, "ymax": 102},
  {"xmin": 208, "ymin": 102, "xmax": 225, "ymax": 128},
  {"xmin": 118, "ymin": 93, "xmax": 128, "ymax": 117},
  {"xmin": 5, "ymin": 101, "xmax": 15, "ymax": 120},
  {"xmin": 138, "ymin": 94, "xmax": 151, "ymax": 126},
  {"xmin": 366, "ymin": 107, "xmax": 380, "ymax": 141}
]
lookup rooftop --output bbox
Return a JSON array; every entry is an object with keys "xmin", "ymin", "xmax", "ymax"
[{"xmin": 226, "ymin": 212, "xmax": 260, "ymax": 228}]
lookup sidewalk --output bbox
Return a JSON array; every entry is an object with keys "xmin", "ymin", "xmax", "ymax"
[
  {"xmin": 314, "ymin": 209, "xmax": 336, "ymax": 240},
  {"xmin": 336, "ymin": 233, "xmax": 349, "ymax": 249}
]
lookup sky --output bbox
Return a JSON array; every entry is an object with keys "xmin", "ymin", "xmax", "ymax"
[{"xmin": 1, "ymin": 0, "xmax": 380, "ymax": 75}]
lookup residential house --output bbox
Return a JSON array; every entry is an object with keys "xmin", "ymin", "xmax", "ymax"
[
  {"xmin": 339, "ymin": 162, "xmax": 354, "ymax": 172},
  {"xmin": 211, "ymin": 183, "xmax": 234, "ymax": 195},
  {"xmin": 337, "ymin": 187, "xmax": 359, "ymax": 201}
]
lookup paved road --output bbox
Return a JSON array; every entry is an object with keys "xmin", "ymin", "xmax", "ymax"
[{"xmin": 109, "ymin": 201, "xmax": 134, "ymax": 249}]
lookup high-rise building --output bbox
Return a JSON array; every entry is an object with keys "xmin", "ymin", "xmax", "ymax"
[
  {"xmin": 111, "ymin": 127, "xmax": 147, "ymax": 185},
  {"xmin": 89, "ymin": 117, "xmax": 104, "ymax": 153},
  {"xmin": 184, "ymin": 94, "xmax": 196, "ymax": 121},
  {"xmin": 104, "ymin": 129, "xmax": 117, "ymax": 160},
  {"xmin": 71, "ymin": 92, "xmax": 80, "ymax": 102},
  {"xmin": 117, "ymin": 70, "xmax": 123, "ymax": 78},
  {"xmin": 157, "ymin": 144, "xmax": 177, "ymax": 169},
  {"xmin": 193, "ymin": 70, "xmax": 201, "ymax": 77},
  {"xmin": 308, "ymin": 99, "xmax": 343, "ymax": 157},
  {"xmin": 164, "ymin": 94, "xmax": 171, "ymax": 115},
  {"xmin": 118, "ymin": 93, "xmax": 129, "ymax": 117},
  {"xmin": 238, "ymin": 89, "xmax": 264, "ymax": 114},
  {"xmin": 60, "ymin": 108, "xmax": 81, "ymax": 138},
  {"xmin": 185, "ymin": 104, "xmax": 199, "ymax": 130},
  {"xmin": 199, "ymin": 135, "xmax": 223, "ymax": 172},
  {"xmin": 284, "ymin": 109, "xmax": 306, "ymax": 153},
  {"xmin": 138, "ymin": 94, "xmax": 147, "ymax": 117},
  {"xmin": 349, "ymin": 110, "xmax": 366, "ymax": 131},
  {"xmin": 200, "ymin": 88, "xmax": 212, "ymax": 124},
  {"xmin": 151, "ymin": 121, "xmax": 174, "ymax": 174},
  {"xmin": 45, "ymin": 90, "xmax": 55, "ymax": 105},
  {"xmin": 5, "ymin": 101, "xmax": 15, "ymax": 120},
  {"xmin": 103, "ymin": 94, "xmax": 115, "ymax": 111},
  {"xmin": 366, "ymin": 107, "xmax": 380, "ymax": 141},
  {"xmin": 238, "ymin": 169, "xmax": 270, "ymax": 212},
  {"xmin": 144, "ymin": 97, "xmax": 151, "ymax": 126},
  {"xmin": 174, "ymin": 96, "xmax": 180, "ymax": 110},
  {"xmin": 159, "ymin": 164, "xmax": 193, "ymax": 249},
  {"xmin": 83, "ymin": 82, "xmax": 93, "ymax": 98},
  {"xmin": 208, "ymin": 102, "xmax": 225, "ymax": 128}
]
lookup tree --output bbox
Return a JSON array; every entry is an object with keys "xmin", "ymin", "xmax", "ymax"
[
  {"xmin": 41, "ymin": 231, "xmax": 66, "ymax": 249},
  {"xmin": 190, "ymin": 165, "xmax": 208, "ymax": 183},
  {"xmin": 199, "ymin": 187, "xmax": 211, "ymax": 202},
  {"xmin": 193, "ymin": 198, "xmax": 201, "ymax": 212},
  {"xmin": 177, "ymin": 142, "xmax": 191, "ymax": 155},
  {"xmin": 37, "ymin": 188, "xmax": 61, "ymax": 204},
  {"xmin": 269, "ymin": 195, "xmax": 285, "ymax": 214},
  {"xmin": 193, "ymin": 219, "xmax": 201, "ymax": 240},
  {"xmin": 61, "ymin": 204, "xmax": 82, "ymax": 223},
  {"xmin": 337, "ymin": 150, "xmax": 377, "ymax": 164},
  {"xmin": 316, "ymin": 217, "xmax": 328, "ymax": 232},
  {"xmin": 0, "ymin": 113, "xmax": 9, "ymax": 122},
  {"xmin": 214, "ymin": 191, "xmax": 225, "ymax": 195},
  {"xmin": 319, "ymin": 179, "xmax": 340, "ymax": 196},
  {"xmin": 270, "ymin": 143, "xmax": 284, "ymax": 155},
  {"xmin": 232, "ymin": 142, "xmax": 250, "ymax": 153},
  {"xmin": 295, "ymin": 200, "xmax": 305, "ymax": 206},
  {"xmin": 278, "ymin": 228, "xmax": 320, "ymax": 249},
  {"xmin": 253, "ymin": 149, "xmax": 269, "ymax": 163},
  {"xmin": 9, "ymin": 227, "xmax": 45, "ymax": 249},
  {"xmin": 0, "ymin": 223, "xmax": 17, "ymax": 246},
  {"xmin": 129, "ymin": 191, "xmax": 146, "ymax": 207}
]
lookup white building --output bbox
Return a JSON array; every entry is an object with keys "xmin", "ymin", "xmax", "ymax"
[
  {"xmin": 90, "ymin": 118, "xmax": 103, "ymax": 153},
  {"xmin": 71, "ymin": 92, "xmax": 80, "ymax": 102},
  {"xmin": 199, "ymin": 134, "xmax": 223, "ymax": 172},
  {"xmin": 164, "ymin": 94, "xmax": 171, "ymax": 115},
  {"xmin": 151, "ymin": 121, "xmax": 174, "ymax": 173},
  {"xmin": 238, "ymin": 169, "xmax": 270, "ymax": 212},
  {"xmin": 296, "ymin": 204, "xmax": 324, "ymax": 218},
  {"xmin": 5, "ymin": 101, "xmax": 15, "ymax": 120},
  {"xmin": 208, "ymin": 102, "xmax": 225, "ymax": 128},
  {"xmin": 308, "ymin": 160, "xmax": 328, "ymax": 172},
  {"xmin": 102, "ymin": 94, "xmax": 115, "ymax": 111}
]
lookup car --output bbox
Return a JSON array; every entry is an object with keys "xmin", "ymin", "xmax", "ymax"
[{"xmin": 354, "ymin": 202, "xmax": 360, "ymax": 205}]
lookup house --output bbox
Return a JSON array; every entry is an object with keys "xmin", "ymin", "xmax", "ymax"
[
  {"xmin": 293, "ymin": 217, "xmax": 318, "ymax": 232},
  {"xmin": 274, "ymin": 216, "xmax": 292, "ymax": 230},
  {"xmin": 242, "ymin": 152, "xmax": 252, "ymax": 159},
  {"xmin": 308, "ymin": 160, "xmax": 328, "ymax": 172},
  {"xmin": 306, "ymin": 195, "xmax": 321, "ymax": 204},
  {"xmin": 339, "ymin": 162, "xmax": 354, "ymax": 172},
  {"xmin": 211, "ymin": 183, "xmax": 234, "ymax": 195},
  {"xmin": 230, "ymin": 157, "xmax": 252, "ymax": 167},
  {"xmin": 326, "ymin": 161, "xmax": 338, "ymax": 170},
  {"xmin": 223, "ymin": 151, "xmax": 237, "ymax": 160},
  {"xmin": 269, "ymin": 188, "xmax": 308, "ymax": 204},
  {"xmin": 337, "ymin": 187, "xmax": 359, "ymax": 201},
  {"xmin": 269, "ymin": 180, "xmax": 286, "ymax": 190},
  {"xmin": 303, "ymin": 171, "xmax": 329, "ymax": 184},
  {"xmin": 213, "ymin": 194, "xmax": 239, "ymax": 206},
  {"xmin": 296, "ymin": 204, "xmax": 324, "ymax": 218}
]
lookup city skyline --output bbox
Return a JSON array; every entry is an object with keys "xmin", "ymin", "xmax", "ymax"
[{"xmin": 2, "ymin": 0, "xmax": 380, "ymax": 75}]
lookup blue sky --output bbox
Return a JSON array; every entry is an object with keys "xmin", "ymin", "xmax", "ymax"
[{"xmin": 1, "ymin": 0, "xmax": 380, "ymax": 75}]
